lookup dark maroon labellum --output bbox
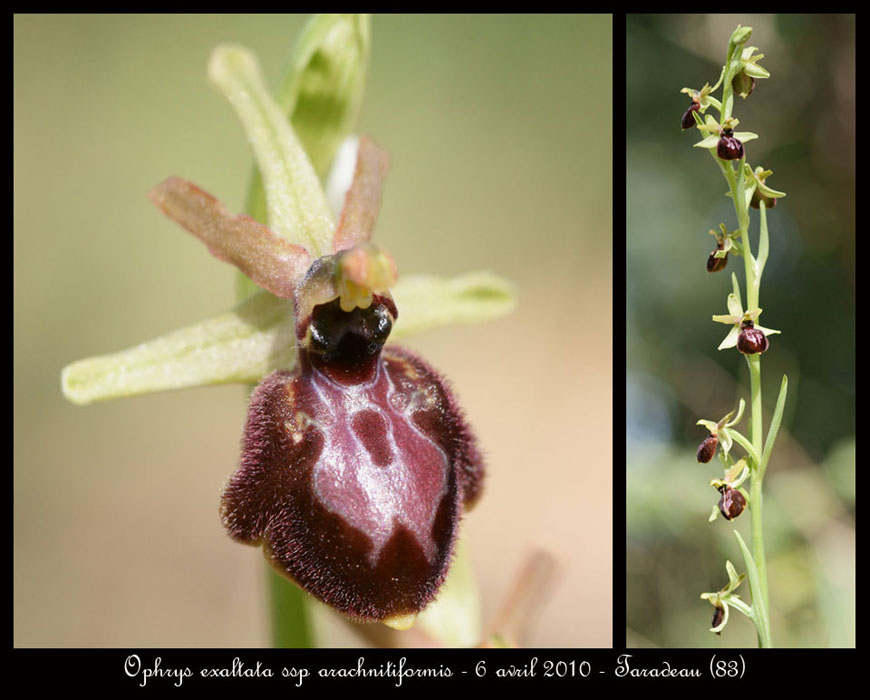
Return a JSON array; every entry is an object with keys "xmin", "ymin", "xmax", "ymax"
[
  {"xmin": 717, "ymin": 485, "xmax": 746, "ymax": 520},
  {"xmin": 707, "ymin": 241, "xmax": 728, "ymax": 273},
  {"xmin": 697, "ymin": 434, "xmax": 718, "ymax": 463},
  {"xmin": 221, "ymin": 295, "xmax": 484, "ymax": 622},
  {"xmin": 736, "ymin": 320, "xmax": 769, "ymax": 355},
  {"xmin": 717, "ymin": 129, "xmax": 744, "ymax": 161},
  {"xmin": 711, "ymin": 605, "xmax": 725, "ymax": 634},
  {"xmin": 681, "ymin": 102, "xmax": 700, "ymax": 130}
]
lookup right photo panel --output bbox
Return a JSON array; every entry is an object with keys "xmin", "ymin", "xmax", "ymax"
[{"xmin": 625, "ymin": 14, "xmax": 855, "ymax": 648}]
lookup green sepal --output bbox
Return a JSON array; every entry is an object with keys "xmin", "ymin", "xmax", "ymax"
[
  {"xmin": 696, "ymin": 419, "xmax": 719, "ymax": 433},
  {"xmin": 244, "ymin": 14, "xmax": 372, "ymax": 248},
  {"xmin": 209, "ymin": 45, "xmax": 335, "ymax": 259},
  {"xmin": 715, "ymin": 325, "xmax": 741, "ymax": 350},
  {"xmin": 61, "ymin": 272, "xmax": 516, "ymax": 405},
  {"xmin": 390, "ymin": 271, "xmax": 517, "ymax": 338},
  {"xmin": 694, "ymin": 134, "xmax": 721, "ymax": 149},
  {"xmin": 61, "ymin": 292, "xmax": 296, "ymax": 405}
]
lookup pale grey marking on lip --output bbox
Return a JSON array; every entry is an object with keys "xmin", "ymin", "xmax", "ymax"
[{"xmin": 309, "ymin": 357, "xmax": 449, "ymax": 565}]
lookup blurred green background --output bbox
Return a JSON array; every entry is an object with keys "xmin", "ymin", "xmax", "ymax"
[
  {"xmin": 626, "ymin": 14, "xmax": 854, "ymax": 647},
  {"xmin": 14, "ymin": 15, "xmax": 611, "ymax": 647}
]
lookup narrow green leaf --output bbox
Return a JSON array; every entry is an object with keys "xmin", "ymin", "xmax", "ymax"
[
  {"xmin": 61, "ymin": 292, "xmax": 295, "ymax": 405},
  {"xmin": 734, "ymin": 530, "xmax": 772, "ymax": 647},
  {"xmin": 757, "ymin": 195, "xmax": 770, "ymax": 275},
  {"xmin": 390, "ymin": 272, "xmax": 518, "ymax": 339},
  {"xmin": 760, "ymin": 374, "xmax": 788, "ymax": 479},
  {"xmin": 209, "ymin": 45, "xmax": 334, "ymax": 258}
]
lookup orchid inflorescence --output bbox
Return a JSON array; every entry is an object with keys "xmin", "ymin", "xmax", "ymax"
[{"xmin": 681, "ymin": 25, "xmax": 790, "ymax": 647}]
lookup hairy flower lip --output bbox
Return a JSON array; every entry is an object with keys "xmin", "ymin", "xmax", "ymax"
[
  {"xmin": 717, "ymin": 129, "xmax": 744, "ymax": 160},
  {"xmin": 736, "ymin": 321, "xmax": 769, "ymax": 355},
  {"xmin": 681, "ymin": 101, "xmax": 700, "ymax": 129},
  {"xmin": 221, "ymin": 342, "xmax": 484, "ymax": 621},
  {"xmin": 697, "ymin": 434, "xmax": 719, "ymax": 463},
  {"xmin": 717, "ymin": 485, "xmax": 746, "ymax": 520}
]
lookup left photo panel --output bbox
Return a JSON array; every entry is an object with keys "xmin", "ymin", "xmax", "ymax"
[{"xmin": 15, "ymin": 13, "xmax": 612, "ymax": 648}]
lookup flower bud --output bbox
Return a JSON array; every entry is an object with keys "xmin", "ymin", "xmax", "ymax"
[
  {"xmin": 717, "ymin": 129, "xmax": 744, "ymax": 161},
  {"xmin": 732, "ymin": 70, "xmax": 755, "ymax": 99},
  {"xmin": 729, "ymin": 26, "xmax": 753, "ymax": 46},
  {"xmin": 736, "ymin": 320, "xmax": 769, "ymax": 355},
  {"xmin": 706, "ymin": 240, "xmax": 728, "ymax": 273},
  {"xmin": 697, "ymin": 434, "xmax": 718, "ymax": 463},
  {"xmin": 717, "ymin": 485, "xmax": 746, "ymax": 520},
  {"xmin": 681, "ymin": 102, "xmax": 700, "ymax": 130}
]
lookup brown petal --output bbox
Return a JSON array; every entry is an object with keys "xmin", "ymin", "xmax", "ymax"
[
  {"xmin": 149, "ymin": 177, "xmax": 310, "ymax": 298},
  {"xmin": 333, "ymin": 137, "xmax": 390, "ymax": 252}
]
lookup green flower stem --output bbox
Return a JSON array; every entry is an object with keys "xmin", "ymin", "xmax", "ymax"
[
  {"xmin": 747, "ymin": 354, "xmax": 769, "ymax": 619},
  {"xmin": 694, "ymin": 25, "xmax": 784, "ymax": 648},
  {"xmin": 709, "ymin": 65, "xmax": 727, "ymax": 93},
  {"xmin": 267, "ymin": 566, "xmax": 313, "ymax": 647},
  {"xmin": 727, "ymin": 595, "xmax": 752, "ymax": 619},
  {"xmin": 720, "ymin": 138, "xmax": 770, "ymax": 647},
  {"xmin": 720, "ymin": 61, "xmax": 736, "ymax": 123}
]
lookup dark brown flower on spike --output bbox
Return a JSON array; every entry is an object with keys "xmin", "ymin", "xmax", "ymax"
[
  {"xmin": 750, "ymin": 188, "xmax": 778, "ymax": 210},
  {"xmin": 707, "ymin": 240, "xmax": 728, "ymax": 273},
  {"xmin": 737, "ymin": 320, "xmax": 769, "ymax": 355},
  {"xmin": 711, "ymin": 605, "xmax": 725, "ymax": 634},
  {"xmin": 697, "ymin": 434, "xmax": 719, "ymax": 463},
  {"xmin": 750, "ymin": 190, "xmax": 777, "ymax": 209},
  {"xmin": 718, "ymin": 485, "xmax": 746, "ymax": 520},
  {"xmin": 681, "ymin": 101, "xmax": 700, "ymax": 129},
  {"xmin": 732, "ymin": 70, "xmax": 755, "ymax": 99},
  {"xmin": 717, "ymin": 128, "xmax": 744, "ymax": 161}
]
